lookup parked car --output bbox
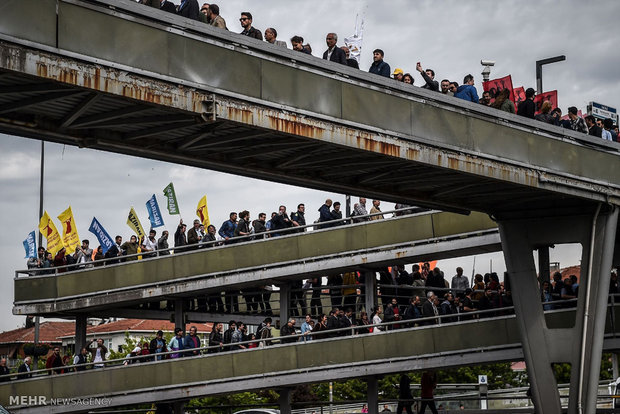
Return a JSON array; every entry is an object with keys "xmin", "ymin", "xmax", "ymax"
[{"xmin": 233, "ymin": 410, "xmax": 280, "ymax": 414}]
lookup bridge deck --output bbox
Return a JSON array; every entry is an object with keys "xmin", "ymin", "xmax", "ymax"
[
  {"xmin": 2, "ymin": 307, "xmax": 619, "ymax": 413},
  {"xmin": 14, "ymin": 211, "xmax": 499, "ymax": 317},
  {"xmin": 0, "ymin": 0, "xmax": 618, "ymax": 218}
]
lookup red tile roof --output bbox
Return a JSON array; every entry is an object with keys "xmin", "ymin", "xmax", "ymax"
[
  {"xmin": 0, "ymin": 322, "xmax": 74, "ymax": 344},
  {"xmin": 560, "ymin": 265, "xmax": 581, "ymax": 283},
  {"xmin": 0, "ymin": 319, "xmax": 212, "ymax": 344}
]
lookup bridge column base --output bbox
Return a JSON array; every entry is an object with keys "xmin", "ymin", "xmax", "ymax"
[
  {"xmin": 279, "ymin": 283, "xmax": 291, "ymax": 324},
  {"xmin": 367, "ymin": 376, "xmax": 378, "ymax": 414},
  {"xmin": 364, "ymin": 272, "xmax": 377, "ymax": 314},
  {"xmin": 174, "ymin": 299, "xmax": 185, "ymax": 335},
  {"xmin": 278, "ymin": 388, "xmax": 291, "ymax": 414},
  {"xmin": 498, "ymin": 205, "xmax": 618, "ymax": 414},
  {"xmin": 75, "ymin": 314, "xmax": 87, "ymax": 352}
]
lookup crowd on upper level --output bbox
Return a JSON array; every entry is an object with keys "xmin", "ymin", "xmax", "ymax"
[
  {"xmin": 25, "ymin": 197, "xmax": 401, "ymax": 274},
  {"xmin": 134, "ymin": 0, "xmax": 619, "ymax": 143}
]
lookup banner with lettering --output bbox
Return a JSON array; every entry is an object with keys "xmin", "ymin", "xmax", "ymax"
[
  {"xmin": 23, "ymin": 230, "xmax": 36, "ymax": 258},
  {"xmin": 163, "ymin": 182, "xmax": 180, "ymax": 215},
  {"xmin": 534, "ymin": 90, "xmax": 558, "ymax": 115},
  {"xmin": 38, "ymin": 211, "xmax": 64, "ymax": 255},
  {"xmin": 127, "ymin": 207, "xmax": 146, "ymax": 239},
  {"xmin": 57, "ymin": 206, "xmax": 81, "ymax": 254},
  {"xmin": 482, "ymin": 75, "xmax": 514, "ymax": 103},
  {"xmin": 196, "ymin": 195, "xmax": 210, "ymax": 227},
  {"xmin": 146, "ymin": 194, "xmax": 164, "ymax": 228},
  {"xmin": 88, "ymin": 217, "xmax": 114, "ymax": 254}
]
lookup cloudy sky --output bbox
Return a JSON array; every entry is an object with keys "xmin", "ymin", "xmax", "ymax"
[{"xmin": 1, "ymin": 0, "xmax": 613, "ymax": 331}]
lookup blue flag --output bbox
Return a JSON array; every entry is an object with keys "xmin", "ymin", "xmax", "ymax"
[
  {"xmin": 146, "ymin": 194, "xmax": 164, "ymax": 228},
  {"xmin": 88, "ymin": 217, "xmax": 114, "ymax": 254},
  {"xmin": 23, "ymin": 231, "xmax": 36, "ymax": 258}
]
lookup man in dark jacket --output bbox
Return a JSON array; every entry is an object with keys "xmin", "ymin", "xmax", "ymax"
[
  {"xmin": 279, "ymin": 319, "xmax": 297, "ymax": 344},
  {"xmin": 322, "ymin": 33, "xmax": 347, "ymax": 65},
  {"xmin": 174, "ymin": 220, "xmax": 187, "ymax": 248},
  {"xmin": 239, "ymin": 12, "xmax": 262, "ymax": 40},
  {"xmin": 290, "ymin": 204, "xmax": 306, "ymax": 233},
  {"xmin": 517, "ymin": 88, "xmax": 536, "ymax": 118},
  {"xmin": 585, "ymin": 115, "xmax": 603, "ymax": 138},
  {"xmin": 416, "ymin": 62, "xmax": 439, "ymax": 92},
  {"xmin": 271, "ymin": 205, "xmax": 292, "ymax": 236},
  {"xmin": 318, "ymin": 199, "xmax": 334, "ymax": 228},
  {"xmin": 369, "ymin": 49, "xmax": 391, "ymax": 78},
  {"xmin": 177, "ymin": 0, "xmax": 199, "ymax": 20}
]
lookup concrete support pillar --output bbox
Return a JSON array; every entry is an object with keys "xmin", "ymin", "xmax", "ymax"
[
  {"xmin": 612, "ymin": 353, "xmax": 619, "ymax": 380},
  {"xmin": 537, "ymin": 245, "xmax": 551, "ymax": 284},
  {"xmin": 499, "ymin": 206, "xmax": 619, "ymax": 414},
  {"xmin": 174, "ymin": 299, "xmax": 185, "ymax": 335},
  {"xmin": 75, "ymin": 314, "xmax": 87, "ymax": 352},
  {"xmin": 279, "ymin": 283, "xmax": 291, "ymax": 324},
  {"xmin": 278, "ymin": 388, "xmax": 292, "ymax": 414},
  {"xmin": 367, "ymin": 376, "xmax": 378, "ymax": 414},
  {"xmin": 172, "ymin": 401, "xmax": 184, "ymax": 414},
  {"xmin": 364, "ymin": 272, "xmax": 377, "ymax": 314},
  {"xmin": 570, "ymin": 206, "xmax": 618, "ymax": 414},
  {"xmin": 499, "ymin": 220, "xmax": 562, "ymax": 414}
]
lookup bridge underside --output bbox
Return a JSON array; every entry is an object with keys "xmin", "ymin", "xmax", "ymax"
[{"xmin": 0, "ymin": 39, "xmax": 617, "ymax": 217}]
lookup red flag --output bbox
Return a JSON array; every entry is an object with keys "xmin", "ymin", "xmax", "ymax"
[
  {"xmin": 482, "ymin": 75, "xmax": 514, "ymax": 103},
  {"xmin": 533, "ymin": 90, "xmax": 558, "ymax": 115},
  {"xmin": 513, "ymin": 87, "xmax": 526, "ymax": 109}
]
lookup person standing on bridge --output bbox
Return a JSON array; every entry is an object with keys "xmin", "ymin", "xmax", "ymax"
[
  {"xmin": 174, "ymin": 219, "xmax": 187, "ymax": 250},
  {"xmin": 369, "ymin": 49, "xmax": 391, "ymax": 78},
  {"xmin": 370, "ymin": 200, "xmax": 383, "ymax": 220},
  {"xmin": 416, "ymin": 62, "xmax": 439, "ymax": 92},
  {"xmin": 291, "ymin": 203, "xmax": 306, "ymax": 232},
  {"xmin": 239, "ymin": 12, "xmax": 263, "ymax": 40},
  {"xmin": 219, "ymin": 212, "xmax": 237, "ymax": 242},
  {"xmin": 454, "ymin": 74, "xmax": 479, "ymax": 103},
  {"xmin": 352, "ymin": 197, "xmax": 369, "ymax": 222},
  {"xmin": 88, "ymin": 338, "xmax": 107, "ymax": 369},
  {"xmin": 265, "ymin": 28, "xmax": 287, "ymax": 48},
  {"xmin": 206, "ymin": 4, "xmax": 226, "ymax": 29},
  {"xmin": 177, "ymin": 0, "xmax": 200, "ymax": 21},
  {"xmin": 323, "ymin": 33, "xmax": 347, "ymax": 65}
]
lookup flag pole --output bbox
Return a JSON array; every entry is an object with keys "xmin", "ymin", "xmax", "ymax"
[{"xmin": 34, "ymin": 140, "xmax": 44, "ymax": 367}]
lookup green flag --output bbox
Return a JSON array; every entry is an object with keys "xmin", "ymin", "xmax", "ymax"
[{"xmin": 163, "ymin": 182, "xmax": 180, "ymax": 215}]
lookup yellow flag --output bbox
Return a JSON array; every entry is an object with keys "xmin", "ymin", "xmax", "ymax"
[
  {"xmin": 38, "ymin": 211, "xmax": 64, "ymax": 255},
  {"xmin": 196, "ymin": 195, "xmax": 210, "ymax": 227},
  {"xmin": 127, "ymin": 207, "xmax": 145, "ymax": 238},
  {"xmin": 57, "ymin": 206, "xmax": 80, "ymax": 254}
]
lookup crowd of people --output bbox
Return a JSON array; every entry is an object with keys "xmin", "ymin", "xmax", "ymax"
[
  {"xmin": 134, "ymin": 0, "xmax": 619, "ymax": 143},
  {"xmin": 24, "ymin": 197, "xmax": 400, "ymax": 276},
  {"xmin": 4, "ymin": 264, "xmax": 617, "ymax": 381}
]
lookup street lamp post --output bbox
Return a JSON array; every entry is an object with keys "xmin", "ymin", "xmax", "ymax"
[{"xmin": 536, "ymin": 55, "xmax": 566, "ymax": 94}]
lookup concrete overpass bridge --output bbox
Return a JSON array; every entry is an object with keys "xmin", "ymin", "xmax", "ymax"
[
  {"xmin": 2, "ymin": 305, "xmax": 620, "ymax": 413},
  {"xmin": 1, "ymin": 1, "xmax": 620, "ymax": 412},
  {"xmin": 13, "ymin": 211, "xmax": 499, "ymax": 322}
]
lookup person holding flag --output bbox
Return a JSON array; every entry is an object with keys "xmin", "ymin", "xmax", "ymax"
[
  {"xmin": 38, "ymin": 211, "xmax": 64, "ymax": 256},
  {"xmin": 57, "ymin": 206, "xmax": 81, "ymax": 254},
  {"xmin": 196, "ymin": 195, "xmax": 210, "ymax": 227}
]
